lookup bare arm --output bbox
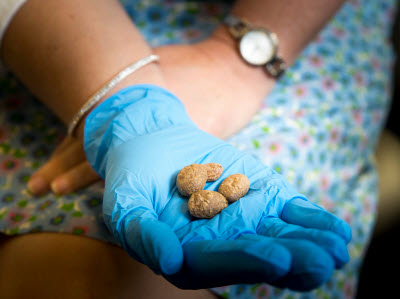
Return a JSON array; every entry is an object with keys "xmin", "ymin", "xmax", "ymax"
[{"xmin": 1, "ymin": 0, "xmax": 165, "ymax": 133}]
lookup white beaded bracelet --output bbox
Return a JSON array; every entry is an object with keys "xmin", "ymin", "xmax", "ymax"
[{"xmin": 67, "ymin": 54, "xmax": 160, "ymax": 137}]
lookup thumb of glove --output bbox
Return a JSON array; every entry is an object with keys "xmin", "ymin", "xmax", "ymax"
[
  {"xmin": 103, "ymin": 177, "xmax": 183, "ymax": 275},
  {"xmin": 123, "ymin": 211, "xmax": 184, "ymax": 275}
]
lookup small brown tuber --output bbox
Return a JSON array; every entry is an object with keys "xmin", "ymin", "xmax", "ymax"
[
  {"xmin": 176, "ymin": 163, "xmax": 250, "ymax": 219},
  {"xmin": 218, "ymin": 174, "xmax": 250, "ymax": 203},
  {"xmin": 176, "ymin": 164, "xmax": 208, "ymax": 197},
  {"xmin": 188, "ymin": 190, "xmax": 228, "ymax": 218},
  {"xmin": 176, "ymin": 163, "xmax": 223, "ymax": 197},
  {"xmin": 204, "ymin": 163, "xmax": 223, "ymax": 182}
]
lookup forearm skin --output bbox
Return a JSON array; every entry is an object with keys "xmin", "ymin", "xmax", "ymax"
[{"xmin": 1, "ymin": 0, "xmax": 166, "ymax": 126}]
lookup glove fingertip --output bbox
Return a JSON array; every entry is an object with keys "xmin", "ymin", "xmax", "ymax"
[
  {"xmin": 145, "ymin": 220, "xmax": 183, "ymax": 275},
  {"xmin": 336, "ymin": 220, "xmax": 352, "ymax": 244},
  {"xmin": 282, "ymin": 198, "xmax": 352, "ymax": 244},
  {"xmin": 159, "ymin": 239, "xmax": 184, "ymax": 275},
  {"xmin": 274, "ymin": 239, "xmax": 335, "ymax": 291}
]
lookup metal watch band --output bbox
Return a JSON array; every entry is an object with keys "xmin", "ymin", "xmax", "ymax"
[
  {"xmin": 224, "ymin": 14, "xmax": 250, "ymax": 39},
  {"xmin": 265, "ymin": 57, "xmax": 286, "ymax": 78},
  {"xmin": 224, "ymin": 14, "xmax": 286, "ymax": 79}
]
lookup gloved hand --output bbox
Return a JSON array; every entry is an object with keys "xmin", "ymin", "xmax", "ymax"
[{"xmin": 84, "ymin": 84, "xmax": 351, "ymax": 291}]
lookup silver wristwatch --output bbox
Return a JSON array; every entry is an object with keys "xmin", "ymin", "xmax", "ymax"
[{"xmin": 224, "ymin": 14, "xmax": 286, "ymax": 78}]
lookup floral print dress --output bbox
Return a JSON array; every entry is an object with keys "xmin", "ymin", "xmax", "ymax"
[{"xmin": 0, "ymin": 0, "xmax": 397, "ymax": 298}]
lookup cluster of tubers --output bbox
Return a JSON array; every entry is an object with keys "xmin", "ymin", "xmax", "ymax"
[{"xmin": 176, "ymin": 163, "xmax": 249, "ymax": 219}]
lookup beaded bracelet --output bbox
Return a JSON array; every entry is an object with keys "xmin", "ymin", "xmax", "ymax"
[{"xmin": 67, "ymin": 54, "xmax": 160, "ymax": 136}]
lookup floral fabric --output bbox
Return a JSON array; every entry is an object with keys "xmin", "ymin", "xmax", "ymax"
[{"xmin": 0, "ymin": 0, "xmax": 397, "ymax": 298}]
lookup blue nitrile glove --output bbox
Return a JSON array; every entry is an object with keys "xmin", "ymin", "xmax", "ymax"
[{"xmin": 84, "ymin": 84, "xmax": 351, "ymax": 291}]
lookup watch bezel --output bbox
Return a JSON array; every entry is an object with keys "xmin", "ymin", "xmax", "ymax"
[
  {"xmin": 238, "ymin": 28, "xmax": 279, "ymax": 66},
  {"xmin": 224, "ymin": 14, "xmax": 287, "ymax": 79}
]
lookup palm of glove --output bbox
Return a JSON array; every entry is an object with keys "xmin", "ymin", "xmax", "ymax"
[{"xmin": 84, "ymin": 85, "xmax": 351, "ymax": 291}]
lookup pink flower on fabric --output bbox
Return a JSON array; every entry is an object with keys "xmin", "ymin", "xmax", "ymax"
[
  {"xmin": 341, "ymin": 169, "xmax": 351, "ymax": 181},
  {"xmin": 65, "ymin": 217, "xmax": 99, "ymax": 236},
  {"xmin": 294, "ymin": 86, "xmax": 307, "ymax": 97},
  {"xmin": 322, "ymin": 78, "xmax": 335, "ymax": 90},
  {"xmin": 215, "ymin": 286, "xmax": 229, "ymax": 292},
  {"xmin": 9, "ymin": 212, "xmax": 27, "ymax": 223},
  {"xmin": 352, "ymin": 110, "xmax": 363, "ymax": 125},
  {"xmin": 361, "ymin": 134, "xmax": 370, "ymax": 149},
  {"xmin": 344, "ymin": 280, "xmax": 356, "ymax": 299},
  {"xmin": 343, "ymin": 211, "xmax": 353, "ymax": 225},
  {"xmin": 268, "ymin": 142, "xmax": 281, "ymax": 155},
  {"xmin": 184, "ymin": 29, "xmax": 201, "ymax": 39},
  {"xmin": 72, "ymin": 226, "xmax": 89, "ymax": 236},
  {"xmin": 293, "ymin": 109, "xmax": 305, "ymax": 118},
  {"xmin": 363, "ymin": 196, "xmax": 373, "ymax": 213},
  {"xmin": 1, "ymin": 158, "xmax": 21, "ymax": 173},
  {"xmin": 354, "ymin": 72, "xmax": 365, "ymax": 85},
  {"xmin": 321, "ymin": 196, "xmax": 334, "ymax": 211},
  {"xmin": 371, "ymin": 57, "xmax": 380, "ymax": 70},
  {"xmin": 299, "ymin": 133, "xmax": 311, "ymax": 147},
  {"xmin": 332, "ymin": 26, "xmax": 346, "ymax": 38},
  {"xmin": 255, "ymin": 285, "xmax": 270, "ymax": 298},
  {"xmin": 330, "ymin": 128, "xmax": 340, "ymax": 143},
  {"xmin": 309, "ymin": 55, "xmax": 323, "ymax": 67},
  {"xmin": 39, "ymin": 200, "xmax": 54, "ymax": 211},
  {"xmin": 320, "ymin": 176, "xmax": 330, "ymax": 191}
]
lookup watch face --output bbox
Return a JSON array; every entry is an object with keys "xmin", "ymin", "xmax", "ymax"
[{"xmin": 239, "ymin": 30, "xmax": 275, "ymax": 66}]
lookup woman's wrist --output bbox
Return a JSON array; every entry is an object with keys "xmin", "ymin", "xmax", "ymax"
[
  {"xmin": 154, "ymin": 28, "xmax": 276, "ymax": 139},
  {"xmin": 205, "ymin": 25, "xmax": 275, "ymax": 97},
  {"xmin": 74, "ymin": 61, "xmax": 166, "ymax": 142},
  {"xmin": 69, "ymin": 54, "xmax": 164, "ymax": 139}
]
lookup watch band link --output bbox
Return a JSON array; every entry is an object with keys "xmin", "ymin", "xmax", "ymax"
[{"xmin": 225, "ymin": 15, "xmax": 250, "ymax": 38}]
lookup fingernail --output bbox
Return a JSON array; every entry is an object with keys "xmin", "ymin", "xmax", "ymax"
[
  {"xmin": 28, "ymin": 176, "xmax": 47, "ymax": 194},
  {"xmin": 51, "ymin": 178, "xmax": 69, "ymax": 195}
]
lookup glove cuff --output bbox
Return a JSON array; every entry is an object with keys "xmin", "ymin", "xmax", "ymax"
[{"xmin": 83, "ymin": 84, "xmax": 195, "ymax": 177}]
